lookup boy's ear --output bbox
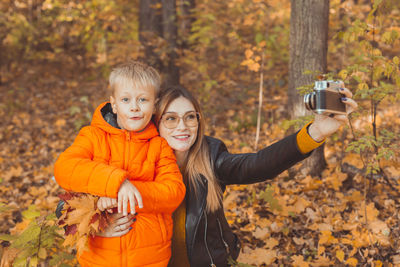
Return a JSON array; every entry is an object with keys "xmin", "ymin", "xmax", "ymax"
[{"xmin": 110, "ymin": 96, "xmax": 116, "ymax": 113}]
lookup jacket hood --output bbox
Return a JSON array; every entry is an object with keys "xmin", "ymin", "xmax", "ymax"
[{"xmin": 91, "ymin": 102, "xmax": 159, "ymax": 140}]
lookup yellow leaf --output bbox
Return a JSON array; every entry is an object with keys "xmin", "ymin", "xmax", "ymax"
[
  {"xmin": 63, "ymin": 234, "xmax": 76, "ymax": 247},
  {"xmin": 319, "ymin": 230, "xmax": 338, "ymax": 245},
  {"xmin": 312, "ymin": 255, "xmax": 333, "ymax": 266},
  {"xmin": 338, "ymin": 69, "xmax": 348, "ymax": 80},
  {"xmin": 55, "ymin": 119, "xmax": 66, "ymax": 127},
  {"xmin": 364, "ymin": 202, "xmax": 379, "ymax": 221},
  {"xmin": 345, "ymin": 257, "xmax": 358, "ymax": 266},
  {"xmin": 265, "ymin": 238, "xmax": 279, "ymax": 249},
  {"xmin": 2, "ymin": 166, "xmax": 23, "ymax": 182},
  {"xmin": 292, "ymin": 255, "xmax": 309, "ymax": 267},
  {"xmin": 245, "ymin": 49, "xmax": 254, "ymax": 59},
  {"xmin": 10, "ymin": 218, "xmax": 31, "ymax": 235},
  {"xmin": 346, "ymin": 190, "xmax": 363, "ymax": 202},
  {"xmin": 368, "ymin": 220, "xmax": 389, "ymax": 235},
  {"xmin": 336, "ymin": 249, "xmax": 345, "ymax": 262},
  {"xmin": 76, "ymin": 235, "xmax": 89, "ymax": 256},
  {"xmin": 249, "ymin": 62, "xmax": 260, "ymax": 72},
  {"xmin": 292, "ymin": 197, "xmax": 310, "ymax": 213},
  {"xmin": 357, "ymin": 82, "xmax": 369, "ymax": 90},
  {"xmin": 38, "ymin": 247, "xmax": 47, "ymax": 259},
  {"xmin": 317, "ymin": 245, "xmax": 325, "ymax": 256},
  {"xmin": 29, "ymin": 256, "xmax": 38, "ymax": 267},
  {"xmin": 393, "ymin": 56, "xmax": 399, "ymax": 65},
  {"xmin": 237, "ymin": 247, "xmax": 277, "ymax": 266}
]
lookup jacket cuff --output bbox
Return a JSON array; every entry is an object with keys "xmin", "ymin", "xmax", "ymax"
[
  {"xmin": 296, "ymin": 121, "xmax": 325, "ymax": 154},
  {"xmin": 106, "ymin": 169, "xmax": 128, "ymax": 197}
]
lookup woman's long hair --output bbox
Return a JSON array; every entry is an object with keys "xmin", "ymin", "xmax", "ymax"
[{"xmin": 154, "ymin": 86, "xmax": 222, "ymax": 212}]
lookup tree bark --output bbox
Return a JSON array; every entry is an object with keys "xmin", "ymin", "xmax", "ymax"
[
  {"xmin": 139, "ymin": 0, "xmax": 163, "ymax": 70},
  {"xmin": 162, "ymin": 0, "xmax": 180, "ymax": 85},
  {"xmin": 289, "ymin": 0, "xmax": 330, "ymax": 177},
  {"xmin": 178, "ymin": 0, "xmax": 196, "ymax": 49}
]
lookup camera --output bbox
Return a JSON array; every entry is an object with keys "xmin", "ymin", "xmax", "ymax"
[{"xmin": 304, "ymin": 80, "xmax": 346, "ymax": 115}]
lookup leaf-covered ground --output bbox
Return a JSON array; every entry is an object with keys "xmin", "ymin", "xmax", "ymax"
[{"xmin": 1, "ymin": 62, "xmax": 400, "ymax": 266}]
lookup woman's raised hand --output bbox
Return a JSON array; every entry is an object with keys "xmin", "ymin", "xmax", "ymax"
[{"xmin": 308, "ymin": 85, "xmax": 358, "ymax": 142}]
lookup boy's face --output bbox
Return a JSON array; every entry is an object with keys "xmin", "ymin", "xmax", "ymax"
[{"xmin": 110, "ymin": 83, "xmax": 156, "ymax": 132}]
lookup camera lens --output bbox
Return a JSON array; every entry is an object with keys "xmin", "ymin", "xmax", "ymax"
[{"xmin": 304, "ymin": 92, "xmax": 316, "ymax": 111}]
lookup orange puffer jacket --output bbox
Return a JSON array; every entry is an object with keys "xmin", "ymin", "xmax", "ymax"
[{"xmin": 54, "ymin": 102, "xmax": 185, "ymax": 267}]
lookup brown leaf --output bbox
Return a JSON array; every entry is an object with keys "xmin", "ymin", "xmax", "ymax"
[{"xmin": 238, "ymin": 247, "xmax": 277, "ymax": 266}]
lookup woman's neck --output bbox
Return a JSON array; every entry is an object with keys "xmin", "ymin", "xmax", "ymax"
[{"xmin": 174, "ymin": 150, "xmax": 188, "ymax": 168}]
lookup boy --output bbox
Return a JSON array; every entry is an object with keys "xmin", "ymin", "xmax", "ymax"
[{"xmin": 54, "ymin": 61, "xmax": 185, "ymax": 267}]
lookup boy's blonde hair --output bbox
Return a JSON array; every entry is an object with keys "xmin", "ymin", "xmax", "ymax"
[{"xmin": 109, "ymin": 61, "xmax": 161, "ymax": 95}]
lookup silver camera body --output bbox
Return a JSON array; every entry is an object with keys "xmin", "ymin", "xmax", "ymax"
[{"xmin": 304, "ymin": 80, "xmax": 346, "ymax": 115}]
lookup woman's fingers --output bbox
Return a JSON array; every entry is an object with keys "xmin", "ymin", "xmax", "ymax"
[
  {"xmin": 115, "ymin": 215, "xmax": 136, "ymax": 232},
  {"xmin": 339, "ymin": 87, "xmax": 353, "ymax": 98},
  {"xmin": 342, "ymin": 97, "xmax": 358, "ymax": 114}
]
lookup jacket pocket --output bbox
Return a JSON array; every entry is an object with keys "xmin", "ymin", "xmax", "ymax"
[{"xmin": 158, "ymin": 214, "xmax": 167, "ymax": 242}]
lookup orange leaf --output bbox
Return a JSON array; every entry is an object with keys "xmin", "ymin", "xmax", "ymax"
[
  {"xmin": 336, "ymin": 249, "xmax": 345, "ymax": 262},
  {"xmin": 291, "ymin": 255, "xmax": 309, "ymax": 267},
  {"xmin": 345, "ymin": 257, "xmax": 358, "ymax": 266}
]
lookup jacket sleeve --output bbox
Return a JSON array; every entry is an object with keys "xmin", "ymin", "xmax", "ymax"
[
  {"xmin": 54, "ymin": 126, "xmax": 127, "ymax": 197},
  {"xmin": 212, "ymin": 132, "xmax": 311, "ymax": 186},
  {"xmin": 132, "ymin": 138, "xmax": 186, "ymax": 214}
]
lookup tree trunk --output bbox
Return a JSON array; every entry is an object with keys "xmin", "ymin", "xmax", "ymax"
[
  {"xmin": 288, "ymin": 0, "xmax": 330, "ymax": 177},
  {"xmin": 139, "ymin": 0, "xmax": 163, "ymax": 70},
  {"xmin": 162, "ymin": 0, "xmax": 180, "ymax": 85},
  {"xmin": 178, "ymin": 0, "xmax": 196, "ymax": 49}
]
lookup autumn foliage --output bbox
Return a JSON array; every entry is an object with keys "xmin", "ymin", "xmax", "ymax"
[
  {"xmin": 0, "ymin": 0, "xmax": 400, "ymax": 266},
  {"xmin": 57, "ymin": 192, "xmax": 109, "ymax": 256}
]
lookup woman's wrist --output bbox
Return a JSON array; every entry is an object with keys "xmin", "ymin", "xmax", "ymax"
[{"xmin": 307, "ymin": 123, "xmax": 325, "ymax": 143}]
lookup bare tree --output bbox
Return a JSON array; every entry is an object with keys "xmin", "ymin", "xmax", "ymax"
[
  {"xmin": 178, "ymin": 0, "xmax": 196, "ymax": 49},
  {"xmin": 139, "ymin": 0, "xmax": 180, "ymax": 85},
  {"xmin": 139, "ymin": 0, "xmax": 163, "ymax": 70},
  {"xmin": 162, "ymin": 0, "xmax": 180, "ymax": 85},
  {"xmin": 288, "ymin": 0, "xmax": 330, "ymax": 176}
]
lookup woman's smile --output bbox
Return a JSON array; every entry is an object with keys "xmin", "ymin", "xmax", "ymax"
[{"xmin": 173, "ymin": 134, "xmax": 190, "ymax": 140}]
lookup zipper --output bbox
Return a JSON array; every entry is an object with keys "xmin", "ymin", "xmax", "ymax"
[
  {"xmin": 123, "ymin": 130, "xmax": 130, "ymax": 170},
  {"xmin": 217, "ymin": 218, "xmax": 230, "ymax": 255},
  {"xmin": 123, "ymin": 130, "xmax": 130, "ymax": 266},
  {"xmin": 203, "ymin": 212, "xmax": 216, "ymax": 267}
]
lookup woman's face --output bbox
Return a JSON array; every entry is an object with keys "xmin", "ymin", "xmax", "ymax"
[{"xmin": 159, "ymin": 96, "xmax": 198, "ymax": 153}]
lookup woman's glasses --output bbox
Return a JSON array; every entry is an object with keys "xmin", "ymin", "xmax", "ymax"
[{"xmin": 161, "ymin": 111, "xmax": 200, "ymax": 129}]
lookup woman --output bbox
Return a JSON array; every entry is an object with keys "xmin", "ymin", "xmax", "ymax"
[{"xmin": 99, "ymin": 85, "xmax": 357, "ymax": 266}]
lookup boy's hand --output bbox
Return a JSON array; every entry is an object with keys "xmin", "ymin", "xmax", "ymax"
[
  {"xmin": 118, "ymin": 179, "xmax": 143, "ymax": 216},
  {"xmin": 97, "ymin": 197, "xmax": 117, "ymax": 213}
]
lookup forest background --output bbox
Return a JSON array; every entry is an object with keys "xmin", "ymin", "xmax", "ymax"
[{"xmin": 0, "ymin": 0, "xmax": 400, "ymax": 266}]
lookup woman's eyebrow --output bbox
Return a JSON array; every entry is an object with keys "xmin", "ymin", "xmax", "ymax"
[{"xmin": 164, "ymin": 110, "xmax": 196, "ymax": 114}]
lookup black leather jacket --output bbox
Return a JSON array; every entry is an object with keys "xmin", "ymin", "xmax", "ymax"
[{"xmin": 185, "ymin": 133, "xmax": 311, "ymax": 267}]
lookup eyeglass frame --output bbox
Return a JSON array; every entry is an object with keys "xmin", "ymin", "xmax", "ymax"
[{"xmin": 160, "ymin": 111, "xmax": 201, "ymax": 129}]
